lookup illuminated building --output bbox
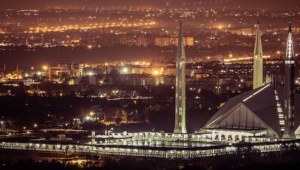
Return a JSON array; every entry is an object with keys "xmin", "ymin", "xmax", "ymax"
[
  {"xmin": 174, "ymin": 22, "xmax": 187, "ymax": 134},
  {"xmin": 23, "ymin": 78, "xmax": 41, "ymax": 86},
  {"xmin": 282, "ymin": 23, "xmax": 296, "ymax": 139},
  {"xmin": 203, "ymin": 84, "xmax": 283, "ymax": 138},
  {"xmin": 119, "ymin": 37, "xmax": 149, "ymax": 47},
  {"xmin": 154, "ymin": 37, "xmax": 194, "ymax": 47},
  {"xmin": 202, "ymin": 23, "xmax": 300, "ymax": 140},
  {"xmin": 49, "ymin": 63, "xmax": 83, "ymax": 80},
  {"xmin": 253, "ymin": 21, "xmax": 264, "ymax": 89}
]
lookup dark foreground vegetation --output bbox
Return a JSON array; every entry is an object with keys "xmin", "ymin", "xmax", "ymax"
[{"xmin": 1, "ymin": 148, "xmax": 300, "ymax": 170}]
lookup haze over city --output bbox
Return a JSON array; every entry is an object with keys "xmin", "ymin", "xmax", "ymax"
[{"xmin": 1, "ymin": 0, "xmax": 299, "ymax": 10}]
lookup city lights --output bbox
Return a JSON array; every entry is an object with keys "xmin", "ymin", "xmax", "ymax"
[
  {"xmin": 122, "ymin": 67, "xmax": 129, "ymax": 74},
  {"xmin": 217, "ymin": 25, "xmax": 224, "ymax": 29},
  {"xmin": 27, "ymin": 21, "xmax": 157, "ymax": 34},
  {"xmin": 85, "ymin": 116, "xmax": 91, "ymax": 121},
  {"xmin": 87, "ymin": 45, "xmax": 93, "ymax": 49},
  {"xmin": 0, "ymin": 1, "xmax": 300, "ymax": 169},
  {"xmin": 42, "ymin": 65, "xmax": 48, "ymax": 71},
  {"xmin": 89, "ymin": 111, "xmax": 95, "ymax": 116},
  {"xmin": 87, "ymin": 71, "xmax": 95, "ymax": 76},
  {"xmin": 152, "ymin": 68, "xmax": 163, "ymax": 76},
  {"xmin": 153, "ymin": 70, "xmax": 159, "ymax": 76}
]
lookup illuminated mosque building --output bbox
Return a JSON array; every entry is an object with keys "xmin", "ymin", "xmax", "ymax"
[{"xmin": 201, "ymin": 23, "xmax": 300, "ymax": 141}]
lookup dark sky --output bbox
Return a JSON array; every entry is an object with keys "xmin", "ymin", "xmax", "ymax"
[{"xmin": 0, "ymin": 0, "xmax": 299, "ymax": 10}]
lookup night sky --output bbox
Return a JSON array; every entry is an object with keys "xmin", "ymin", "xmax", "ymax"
[{"xmin": 0, "ymin": 0, "xmax": 299, "ymax": 10}]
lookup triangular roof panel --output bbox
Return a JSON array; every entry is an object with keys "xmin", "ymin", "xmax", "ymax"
[{"xmin": 203, "ymin": 84, "xmax": 281, "ymax": 137}]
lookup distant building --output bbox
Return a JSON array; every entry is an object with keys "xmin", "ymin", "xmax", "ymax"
[
  {"xmin": 119, "ymin": 37, "xmax": 149, "ymax": 46},
  {"xmin": 227, "ymin": 27, "xmax": 255, "ymax": 35},
  {"xmin": 49, "ymin": 63, "xmax": 84, "ymax": 80},
  {"xmin": 155, "ymin": 36, "xmax": 194, "ymax": 47},
  {"xmin": 118, "ymin": 74, "xmax": 158, "ymax": 86},
  {"xmin": 23, "ymin": 78, "xmax": 41, "ymax": 86}
]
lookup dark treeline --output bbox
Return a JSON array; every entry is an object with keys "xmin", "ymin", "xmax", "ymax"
[
  {"xmin": 0, "ymin": 84, "xmax": 220, "ymax": 132},
  {"xmin": 1, "ymin": 146, "xmax": 300, "ymax": 170}
]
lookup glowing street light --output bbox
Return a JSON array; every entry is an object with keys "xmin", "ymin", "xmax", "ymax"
[
  {"xmin": 42, "ymin": 65, "xmax": 48, "ymax": 71},
  {"xmin": 152, "ymin": 68, "xmax": 163, "ymax": 76},
  {"xmin": 89, "ymin": 111, "xmax": 95, "ymax": 116},
  {"xmin": 112, "ymin": 90, "xmax": 119, "ymax": 94},
  {"xmin": 152, "ymin": 70, "xmax": 160, "ymax": 76},
  {"xmin": 217, "ymin": 24, "xmax": 224, "ymax": 29},
  {"xmin": 87, "ymin": 71, "xmax": 94, "ymax": 76},
  {"xmin": 122, "ymin": 67, "xmax": 129, "ymax": 74},
  {"xmin": 85, "ymin": 116, "xmax": 91, "ymax": 121},
  {"xmin": 87, "ymin": 45, "xmax": 93, "ymax": 49}
]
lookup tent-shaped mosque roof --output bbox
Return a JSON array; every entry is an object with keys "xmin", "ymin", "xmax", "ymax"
[{"xmin": 203, "ymin": 84, "xmax": 300, "ymax": 137}]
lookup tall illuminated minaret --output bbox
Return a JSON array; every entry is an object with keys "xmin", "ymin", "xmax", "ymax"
[
  {"xmin": 253, "ymin": 21, "xmax": 264, "ymax": 89},
  {"xmin": 283, "ymin": 23, "xmax": 296, "ymax": 139},
  {"xmin": 173, "ymin": 21, "xmax": 187, "ymax": 134}
]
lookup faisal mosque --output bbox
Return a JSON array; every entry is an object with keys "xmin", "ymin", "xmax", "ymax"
[
  {"xmin": 201, "ymin": 22, "xmax": 299, "ymax": 141},
  {"xmin": 1, "ymin": 21, "xmax": 299, "ymax": 160}
]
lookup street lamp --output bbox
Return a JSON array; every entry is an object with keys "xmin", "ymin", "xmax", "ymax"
[
  {"xmin": 42, "ymin": 65, "xmax": 48, "ymax": 71},
  {"xmin": 85, "ymin": 116, "xmax": 91, "ymax": 121},
  {"xmin": 0, "ymin": 121, "xmax": 3, "ymax": 129},
  {"xmin": 122, "ymin": 67, "xmax": 129, "ymax": 74},
  {"xmin": 89, "ymin": 111, "xmax": 95, "ymax": 116}
]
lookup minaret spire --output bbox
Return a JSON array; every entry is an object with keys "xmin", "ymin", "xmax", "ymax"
[
  {"xmin": 283, "ymin": 22, "xmax": 296, "ymax": 139},
  {"xmin": 253, "ymin": 21, "xmax": 264, "ymax": 89},
  {"xmin": 174, "ymin": 21, "xmax": 187, "ymax": 134}
]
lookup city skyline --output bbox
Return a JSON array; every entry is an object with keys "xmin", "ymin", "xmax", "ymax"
[{"xmin": 0, "ymin": 7, "xmax": 299, "ymax": 67}]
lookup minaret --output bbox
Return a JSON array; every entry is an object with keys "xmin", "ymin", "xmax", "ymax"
[
  {"xmin": 253, "ymin": 21, "xmax": 264, "ymax": 89},
  {"xmin": 283, "ymin": 23, "xmax": 296, "ymax": 139},
  {"xmin": 174, "ymin": 21, "xmax": 187, "ymax": 134}
]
